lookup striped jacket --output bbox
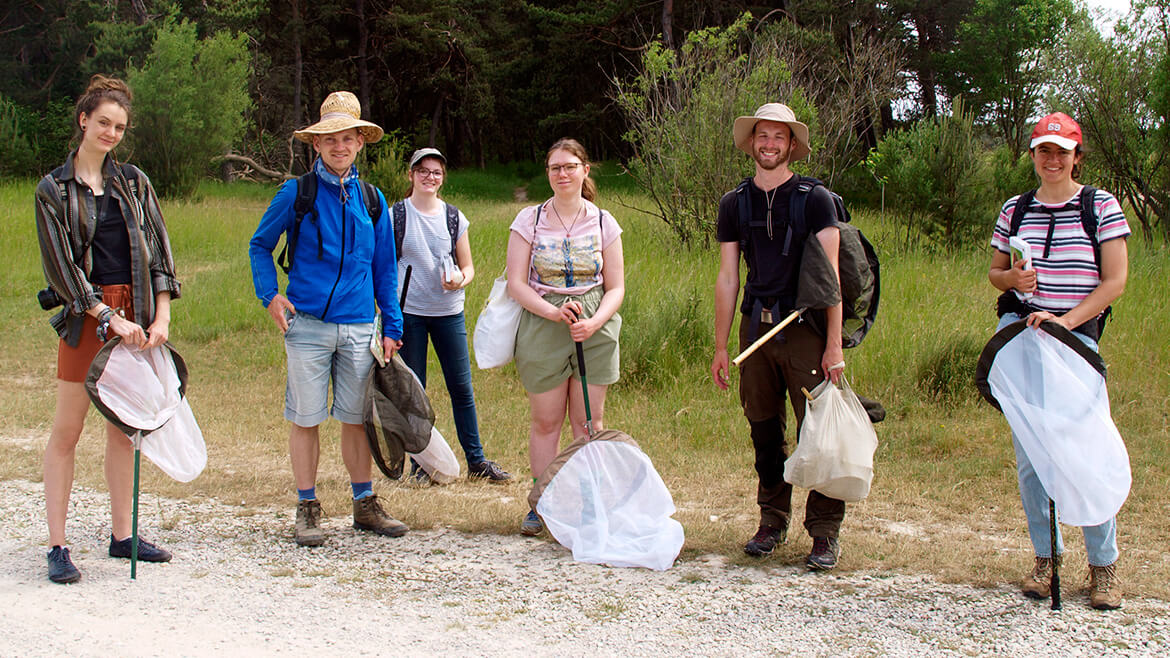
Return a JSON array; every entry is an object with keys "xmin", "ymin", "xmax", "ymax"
[{"xmin": 34, "ymin": 152, "xmax": 181, "ymax": 346}]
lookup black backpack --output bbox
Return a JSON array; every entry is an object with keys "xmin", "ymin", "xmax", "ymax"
[
  {"xmin": 391, "ymin": 199, "xmax": 460, "ymax": 262},
  {"xmin": 277, "ymin": 171, "xmax": 385, "ymax": 275},
  {"xmin": 736, "ymin": 176, "xmax": 880, "ymax": 348},
  {"xmin": 997, "ymin": 185, "xmax": 1111, "ymax": 338}
]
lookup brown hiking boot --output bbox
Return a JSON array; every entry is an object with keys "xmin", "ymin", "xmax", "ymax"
[
  {"xmin": 1021, "ymin": 555, "xmax": 1060, "ymax": 599},
  {"xmin": 353, "ymin": 494, "xmax": 408, "ymax": 537},
  {"xmin": 295, "ymin": 499, "xmax": 325, "ymax": 547},
  {"xmin": 1088, "ymin": 562, "xmax": 1123, "ymax": 610}
]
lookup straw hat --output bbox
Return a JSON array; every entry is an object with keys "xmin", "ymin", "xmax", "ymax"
[
  {"xmin": 294, "ymin": 91, "xmax": 384, "ymax": 144},
  {"xmin": 732, "ymin": 103, "xmax": 811, "ymax": 161}
]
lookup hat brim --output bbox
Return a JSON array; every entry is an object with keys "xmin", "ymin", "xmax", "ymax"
[
  {"xmin": 294, "ymin": 118, "xmax": 384, "ymax": 144},
  {"xmin": 733, "ymin": 116, "xmax": 811, "ymax": 161},
  {"xmin": 1030, "ymin": 135, "xmax": 1079, "ymax": 150}
]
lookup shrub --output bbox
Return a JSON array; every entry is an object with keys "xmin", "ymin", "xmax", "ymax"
[
  {"xmin": 360, "ymin": 132, "xmax": 411, "ymax": 202},
  {"xmin": 0, "ymin": 96, "xmax": 72, "ymax": 178},
  {"xmin": 125, "ymin": 19, "xmax": 251, "ymax": 198},
  {"xmin": 613, "ymin": 14, "xmax": 811, "ymax": 246},
  {"xmin": 866, "ymin": 99, "xmax": 996, "ymax": 248}
]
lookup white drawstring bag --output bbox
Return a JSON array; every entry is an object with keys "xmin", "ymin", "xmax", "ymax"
[
  {"xmin": 784, "ymin": 377, "xmax": 878, "ymax": 502},
  {"xmin": 473, "ymin": 273, "xmax": 522, "ymax": 369}
]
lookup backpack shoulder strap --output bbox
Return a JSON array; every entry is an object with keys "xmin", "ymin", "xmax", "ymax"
[
  {"xmin": 785, "ymin": 175, "xmax": 823, "ymax": 258},
  {"xmin": 277, "ymin": 172, "xmax": 318, "ymax": 275},
  {"xmin": 445, "ymin": 202, "xmax": 460, "ymax": 260},
  {"xmin": 734, "ymin": 178, "xmax": 752, "ymax": 257},
  {"xmin": 1009, "ymin": 189, "xmax": 1037, "ymax": 237},
  {"xmin": 1078, "ymin": 185, "xmax": 1101, "ymax": 267},
  {"xmin": 359, "ymin": 180, "xmax": 383, "ymax": 227},
  {"xmin": 392, "ymin": 199, "xmax": 406, "ymax": 261}
]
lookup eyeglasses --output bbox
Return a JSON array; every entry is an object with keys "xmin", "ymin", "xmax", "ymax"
[
  {"xmin": 547, "ymin": 162, "xmax": 584, "ymax": 175},
  {"xmin": 413, "ymin": 168, "xmax": 444, "ymax": 179}
]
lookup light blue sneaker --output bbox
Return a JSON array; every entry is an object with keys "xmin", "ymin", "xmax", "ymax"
[{"xmin": 520, "ymin": 510, "xmax": 543, "ymax": 536}]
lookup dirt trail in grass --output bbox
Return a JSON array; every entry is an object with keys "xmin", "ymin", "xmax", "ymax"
[{"xmin": 2, "ymin": 477, "xmax": 1168, "ymax": 656}]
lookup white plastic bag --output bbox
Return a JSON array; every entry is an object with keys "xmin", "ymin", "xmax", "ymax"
[
  {"xmin": 407, "ymin": 426, "xmax": 460, "ymax": 484},
  {"xmin": 785, "ymin": 377, "xmax": 878, "ymax": 502},
  {"xmin": 533, "ymin": 431, "xmax": 684, "ymax": 571},
  {"xmin": 472, "ymin": 273, "xmax": 522, "ymax": 369}
]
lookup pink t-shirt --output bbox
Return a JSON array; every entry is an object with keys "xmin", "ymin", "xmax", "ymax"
[{"xmin": 509, "ymin": 199, "xmax": 623, "ymax": 296}]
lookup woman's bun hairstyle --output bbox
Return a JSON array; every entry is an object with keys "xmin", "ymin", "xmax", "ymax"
[{"xmin": 74, "ymin": 74, "xmax": 133, "ymax": 141}]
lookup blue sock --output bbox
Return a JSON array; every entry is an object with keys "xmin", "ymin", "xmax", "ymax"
[
  {"xmin": 297, "ymin": 487, "xmax": 316, "ymax": 501},
  {"xmin": 351, "ymin": 481, "xmax": 373, "ymax": 500}
]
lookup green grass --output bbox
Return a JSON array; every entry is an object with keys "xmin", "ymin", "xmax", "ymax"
[{"xmin": 3, "ymin": 174, "xmax": 1168, "ymax": 599}]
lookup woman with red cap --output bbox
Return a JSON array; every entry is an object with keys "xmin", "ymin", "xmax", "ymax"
[{"xmin": 988, "ymin": 112, "xmax": 1130, "ymax": 610}]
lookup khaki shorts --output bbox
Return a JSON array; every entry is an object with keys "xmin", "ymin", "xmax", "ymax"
[{"xmin": 515, "ymin": 285, "xmax": 621, "ymax": 394}]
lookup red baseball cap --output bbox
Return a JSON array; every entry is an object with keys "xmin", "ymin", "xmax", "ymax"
[{"xmin": 1030, "ymin": 112, "xmax": 1082, "ymax": 150}]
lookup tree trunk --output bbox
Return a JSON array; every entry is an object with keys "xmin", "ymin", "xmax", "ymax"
[
  {"xmin": 428, "ymin": 95, "xmax": 444, "ymax": 147},
  {"xmin": 662, "ymin": 0, "xmax": 674, "ymax": 50},
  {"xmin": 356, "ymin": 0, "xmax": 371, "ymax": 115},
  {"xmin": 291, "ymin": 0, "xmax": 305, "ymax": 172}
]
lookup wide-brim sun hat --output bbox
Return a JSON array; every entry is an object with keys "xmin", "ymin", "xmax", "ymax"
[
  {"xmin": 733, "ymin": 103, "xmax": 811, "ymax": 161},
  {"xmin": 1030, "ymin": 112, "xmax": 1082, "ymax": 150},
  {"xmin": 294, "ymin": 91, "xmax": 384, "ymax": 144},
  {"xmin": 409, "ymin": 147, "xmax": 446, "ymax": 169}
]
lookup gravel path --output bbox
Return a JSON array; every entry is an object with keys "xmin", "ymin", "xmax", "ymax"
[{"xmin": 2, "ymin": 478, "xmax": 1168, "ymax": 657}]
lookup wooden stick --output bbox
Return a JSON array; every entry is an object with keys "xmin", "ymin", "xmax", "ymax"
[
  {"xmin": 800, "ymin": 387, "xmax": 814, "ymax": 401},
  {"xmin": 732, "ymin": 310, "xmax": 802, "ymax": 367}
]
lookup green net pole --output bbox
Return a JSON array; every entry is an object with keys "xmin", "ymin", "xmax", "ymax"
[{"xmin": 131, "ymin": 433, "xmax": 141, "ymax": 580}]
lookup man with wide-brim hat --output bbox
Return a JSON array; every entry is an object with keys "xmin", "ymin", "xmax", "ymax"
[
  {"xmin": 710, "ymin": 102, "xmax": 849, "ymax": 570},
  {"xmin": 249, "ymin": 91, "xmax": 409, "ymax": 547}
]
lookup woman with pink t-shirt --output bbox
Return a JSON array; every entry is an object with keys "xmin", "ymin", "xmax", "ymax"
[
  {"xmin": 988, "ymin": 112, "xmax": 1130, "ymax": 610},
  {"xmin": 505, "ymin": 138, "xmax": 625, "ymax": 536}
]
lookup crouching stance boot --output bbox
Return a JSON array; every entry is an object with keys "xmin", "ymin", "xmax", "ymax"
[
  {"xmin": 1088, "ymin": 562, "xmax": 1122, "ymax": 610},
  {"xmin": 1021, "ymin": 555, "xmax": 1062, "ymax": 599},
  {"xmin": 353, "ymin": 494, "xmax": 408, "ymax": 538}
]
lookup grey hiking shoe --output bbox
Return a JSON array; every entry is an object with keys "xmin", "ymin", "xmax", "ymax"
[
  {"xmin": 47, "ymin": 546, "xmax": 80, "ymax": 584},
  {"xmin": 1022, "ymin": 555, "xmax": 1061, "ymax": 599},
  {"xmin": 353, "ymin": 494, "xmax": 408, "ymax": 537},
  {"xmin": 468, "ymin": 460, "xmax": 513, "ymax": 482},
  {"xmin": 295, "ymin": 499, "xmax": 325, "ymax": 547},
  {"xmin": 744, "ymin": 525, "xmax": 787, "ymax": 557},
  {"xmin": 1088, "ymin": 562, "xmax": 1122, "ymax": 610},
  {"xmin": 806, "ymin": 536, "xmax": 841, "ymax": 571}
]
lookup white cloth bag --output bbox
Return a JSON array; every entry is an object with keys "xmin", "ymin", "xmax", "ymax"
[
  {"xmin": 408, "ymin": 427, "xmax": 460, "ymax": 484},
  {"xmin": 472, "ymin": 273, "xmax": 522, "ymax": 369},
  {"xmin": 784, "ymin": 377, "xmax": 878, "ymax": 502}
]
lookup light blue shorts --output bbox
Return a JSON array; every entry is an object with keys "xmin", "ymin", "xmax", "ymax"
[{"xmin": 283, "ymin": 312, "xmax": 375, "ymax": 427}]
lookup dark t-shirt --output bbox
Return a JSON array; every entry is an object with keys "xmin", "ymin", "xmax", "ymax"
[
  {"xmin": 715, "ymin": 175, "xmax": 837, "ymax": 313},
  {"xmin": 89, "ymin": 192, "xmax": 132, "ymax": 286}
]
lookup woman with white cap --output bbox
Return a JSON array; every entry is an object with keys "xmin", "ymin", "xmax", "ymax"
[
  {"xmin": 988, "ymin": 111, "xmax": 1130, "ymax": 610},
  {"xmin": 395, "ymin": 147, "xmax": 511, "ymax": 482}
]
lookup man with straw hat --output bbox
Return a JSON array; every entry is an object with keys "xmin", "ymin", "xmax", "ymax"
[
  {"xmin": 249, "ymin": 91, "xmax": 407, "ymax": 546},
  {"xmin": 710, "ymin": 103, "xmax": 848, "ymax": 570}
]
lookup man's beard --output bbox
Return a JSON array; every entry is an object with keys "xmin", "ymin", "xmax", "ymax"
[{"xmin": 754, "ymin": 145, "xmax": 790, "ymax": 170}]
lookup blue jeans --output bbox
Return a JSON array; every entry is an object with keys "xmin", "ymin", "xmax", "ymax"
[
  {"xmin": 400, "ymin": 312, "xmax": 485, "ymax": 465},
  {"xmin": 996, "ymin": 313, "xmax": 1119, "ymax": 566}
]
